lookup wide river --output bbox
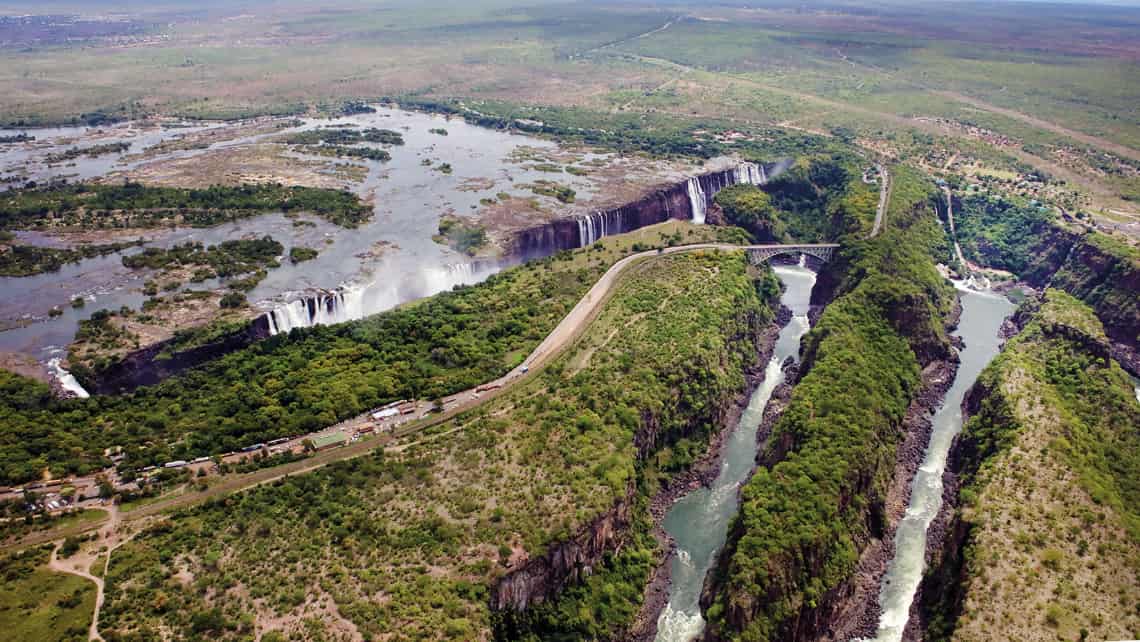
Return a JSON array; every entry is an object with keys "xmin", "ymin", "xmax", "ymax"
[
  {"xmin": 0, "ymin": 107, "xmax": 605, "ymax": 366},
  {"xmin": 655, "ymin": 259, "xmax": 817, "ymax": 641},
  {"xmin": 866, "ymin": 283, "xmax": 1014, "ymax": 641}
]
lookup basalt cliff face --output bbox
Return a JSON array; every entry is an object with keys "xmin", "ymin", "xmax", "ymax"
[
  {"xmin": 1046, "ymin": 234, "xmax": 1140, "ymax": 373},
  {"xmin": 490, "ymin": 299, "xmax": 777, "ymax": 639},
  {"xmin": 490, "ymin": 480, "xmax": 640, "ymax": 613},
  {"xmin": 913, "ymin": 291, "xmax": 1140, "ymax": 642},
  {"xmin": 699, "ymin": 174, "xmax": 959, "ymax": 642},
  {"xmin": 79, "ymin": 316, "xmax": 271, "ymax": 395},
  {"xmin": 83, "ymin": 164, "xmax": 776, "ymax": 395},
  {"xmin": 960, "ymin": 208, "xmax": 1139, "ymax": 374},
  {"xmin": 513, "ymin": 164, "xmax": 773, "ymax": 259}
]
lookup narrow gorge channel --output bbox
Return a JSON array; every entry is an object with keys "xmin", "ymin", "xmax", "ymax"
[
  {"xmin": 655, "ymin": 258, "xmax": 817, "ymax": 642},
  {"xmin": 864, "ymin": 283, "xmax": 1015, "ymax": 642}
]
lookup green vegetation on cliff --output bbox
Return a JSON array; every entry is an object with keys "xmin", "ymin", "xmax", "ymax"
[
  {"xmin": 0, "ymin": 182, "xmax": 371, "ymax": 230},
  {"xmin": 954, "ymin": 192, "xmax": 1139, "ymax": 350},
  {"xmin": 714, "ymin": 184, "xmax": 784, "ymax": 241},
  {"xmin": 1048, "ymin": 232, "xmax": 1140, "ymax": 348},
  {"xmin": 922, "ymin": 290, "xmax": 1140, "ymax": 642},
  {"xmin": 714, "ymin": 156, "xmax": 867, "ymax": 243},
  {"xmin": 953, "ymin": 194, "xmax": 1055, "ymax": 274},
  {"xmin": 0, "ymin": 223, "xmax": 727, "ymax": 486},
  {"xmin": 98, "ymin": 250, "xmax": 773, "ymax": 641},
  {"xmin": 704, "ymin": 164, "xmax": 956, "ymax": 640}
]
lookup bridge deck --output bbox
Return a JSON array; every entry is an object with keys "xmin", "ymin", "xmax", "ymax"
[{"xmin": 743, "ymin": 243, "xmax": 839, "ymax": 264}]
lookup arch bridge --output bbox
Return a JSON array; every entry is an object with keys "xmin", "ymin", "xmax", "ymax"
[{"xmin": 744, "ymin": 244, "xmax": 839, "ymax": 265}]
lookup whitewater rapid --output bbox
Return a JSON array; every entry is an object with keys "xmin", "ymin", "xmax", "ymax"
[
  {"xmin": 655, "ymin": 257, "xmax": 816, "ymax": 642},
  {"xmin": 862, "ymin": 281, "xmax": 1014, "ymax": 642}
]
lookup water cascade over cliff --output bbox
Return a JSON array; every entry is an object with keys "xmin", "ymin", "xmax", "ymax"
[
  {"xmin": 263, "ymin": 261, "xmax": 501, "ymax": 335},
  {"xmin": 79, "ymin": 159, "xmax": 789, "ymax": 393},
  {"xmin": 527, "ymin": 161, "xmax": 786, "ymax": 258},
  {"xmin": 687, "ymin": 176, "xmax": 709, "ymax": 224},
  {"xmin": 733, "ymin": 161, "xmax": 767, "ymax": 186},
  {"xmin": 48, "ymin": 356, "xmax": 90, "ymax": 398}
]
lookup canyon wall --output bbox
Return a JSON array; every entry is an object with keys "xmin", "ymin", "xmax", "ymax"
[
  {"xmin": 83, "ymin": 316, "xmax": 271, "ymax": 395},
  {"xmin": 951, "ymin": 194, "xmax": 1139, "ymax": 374},
  {"xmin": 489, "ymin": 281, "xmax": 780, "ymax": 639},
  {"xmin": 699, "ymin": 168, "xmax": 958, "ymax": 642},
  {"xmin": 86, "ymin": 162, "xmax": 781, "ymax": 394},
  {"xmin": 914, "ymin": 290, "xmax": 1140, "ymax": 642},
  {"xmin": 513, "ymin": 162, "xmax": 779, "ymax": 259}
]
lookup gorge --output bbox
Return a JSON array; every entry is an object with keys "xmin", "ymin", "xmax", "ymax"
[
  {"xmin": 87, "ymin": 160, "xmax": 787, "ymax": 392},
  {"xmin": 862, "ymin": 283, "xmax": 1014, "ymax": 641},
  {"xmin": 655, "ymin": 256, "xmax": 816, "ymax": 642}
]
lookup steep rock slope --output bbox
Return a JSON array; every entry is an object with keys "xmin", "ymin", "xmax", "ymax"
[
  {"xmin": 98, "ymin": 250, "xmax": 777, "ymax": 641},
  {"xmin": 952, "ymin": 193, "xmax": 1140, "ymax": 372},
  {"xmin": 918, "ymin": 290, "xmax": 1140, "ymax": 641},
  {"xmin": 701, "ymin": 166, "xmax": 958, "ymax": 641}
]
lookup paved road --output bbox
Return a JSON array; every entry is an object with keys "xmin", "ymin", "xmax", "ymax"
[
  {"xmin": 871, "ymin": 164, "xmax": 891, "ymax": 238},
  {"xmin": 3, "ymin": 242, "xmax": 836, "ymax": 551}
]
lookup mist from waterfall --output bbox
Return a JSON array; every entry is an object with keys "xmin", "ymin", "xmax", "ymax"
[{"xmin": 264, "ymin": 261, "xmax": 501, "ymax": 334}]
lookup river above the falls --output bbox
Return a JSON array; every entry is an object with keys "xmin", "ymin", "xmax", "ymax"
[
  {"xmin": 865, "ymin": 283, "xmax": 1015, "ymax": 642},
  {"xmin": 655, "ymin": 259, "xmax": 817, "ymax": 642},
  {"xmin": 0, "ymin": 106, "xmax": 603, "ymax": 365}
]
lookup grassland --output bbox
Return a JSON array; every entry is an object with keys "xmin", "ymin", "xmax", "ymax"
[
  {"xmin": 923, "ymin": 290, "xmax": 1140, "ymax": 641},
  {"xmin": 0, "ymin": 0, "xmax": 1136, "ymax": 221},
  {"xmin": 96, "ymin": 248, "xmax": 773, "ymax": 641},
  {"xmin": 0, "ymin": 546, "xmax": 95, "ymax": 642}
]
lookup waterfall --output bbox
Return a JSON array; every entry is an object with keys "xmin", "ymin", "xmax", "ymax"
[
  {"xmin": 687, "ymin": 177, "xmax": 708, "ymax": 224},
  {"xmin": 733, "ymin": 162, "xmax": 767, "ymax": 186},
  {"xmin": 577, "ymin": 212, "xmax": 599, "ymax": 247},
  {"xmin": 576, "ymin": 209, "xmax": 626, "ymax": 247},
  {"xmin": 265, "ymin": 284, "xmax": 370, "ymax": 335},
  {"xmin": 264, "ymin": 261, "xmax": 501, "ymax": 335},
  {"xmin": 48, "ymin": 357, "xmax": 89, "ymax": 399}
]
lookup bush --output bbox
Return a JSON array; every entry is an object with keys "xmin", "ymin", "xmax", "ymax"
[{"xmin": 219, "ymin": 292, "xmax": 246, "ymax": 308}]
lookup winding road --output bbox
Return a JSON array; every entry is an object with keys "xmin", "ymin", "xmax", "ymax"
[
  {"xmin": 5, "ymin": 242, "xmax": 838, "ymax": 555},
  {"xmin": 9, "ymin": 240, "xmax": 848, "ymax": 642}
]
